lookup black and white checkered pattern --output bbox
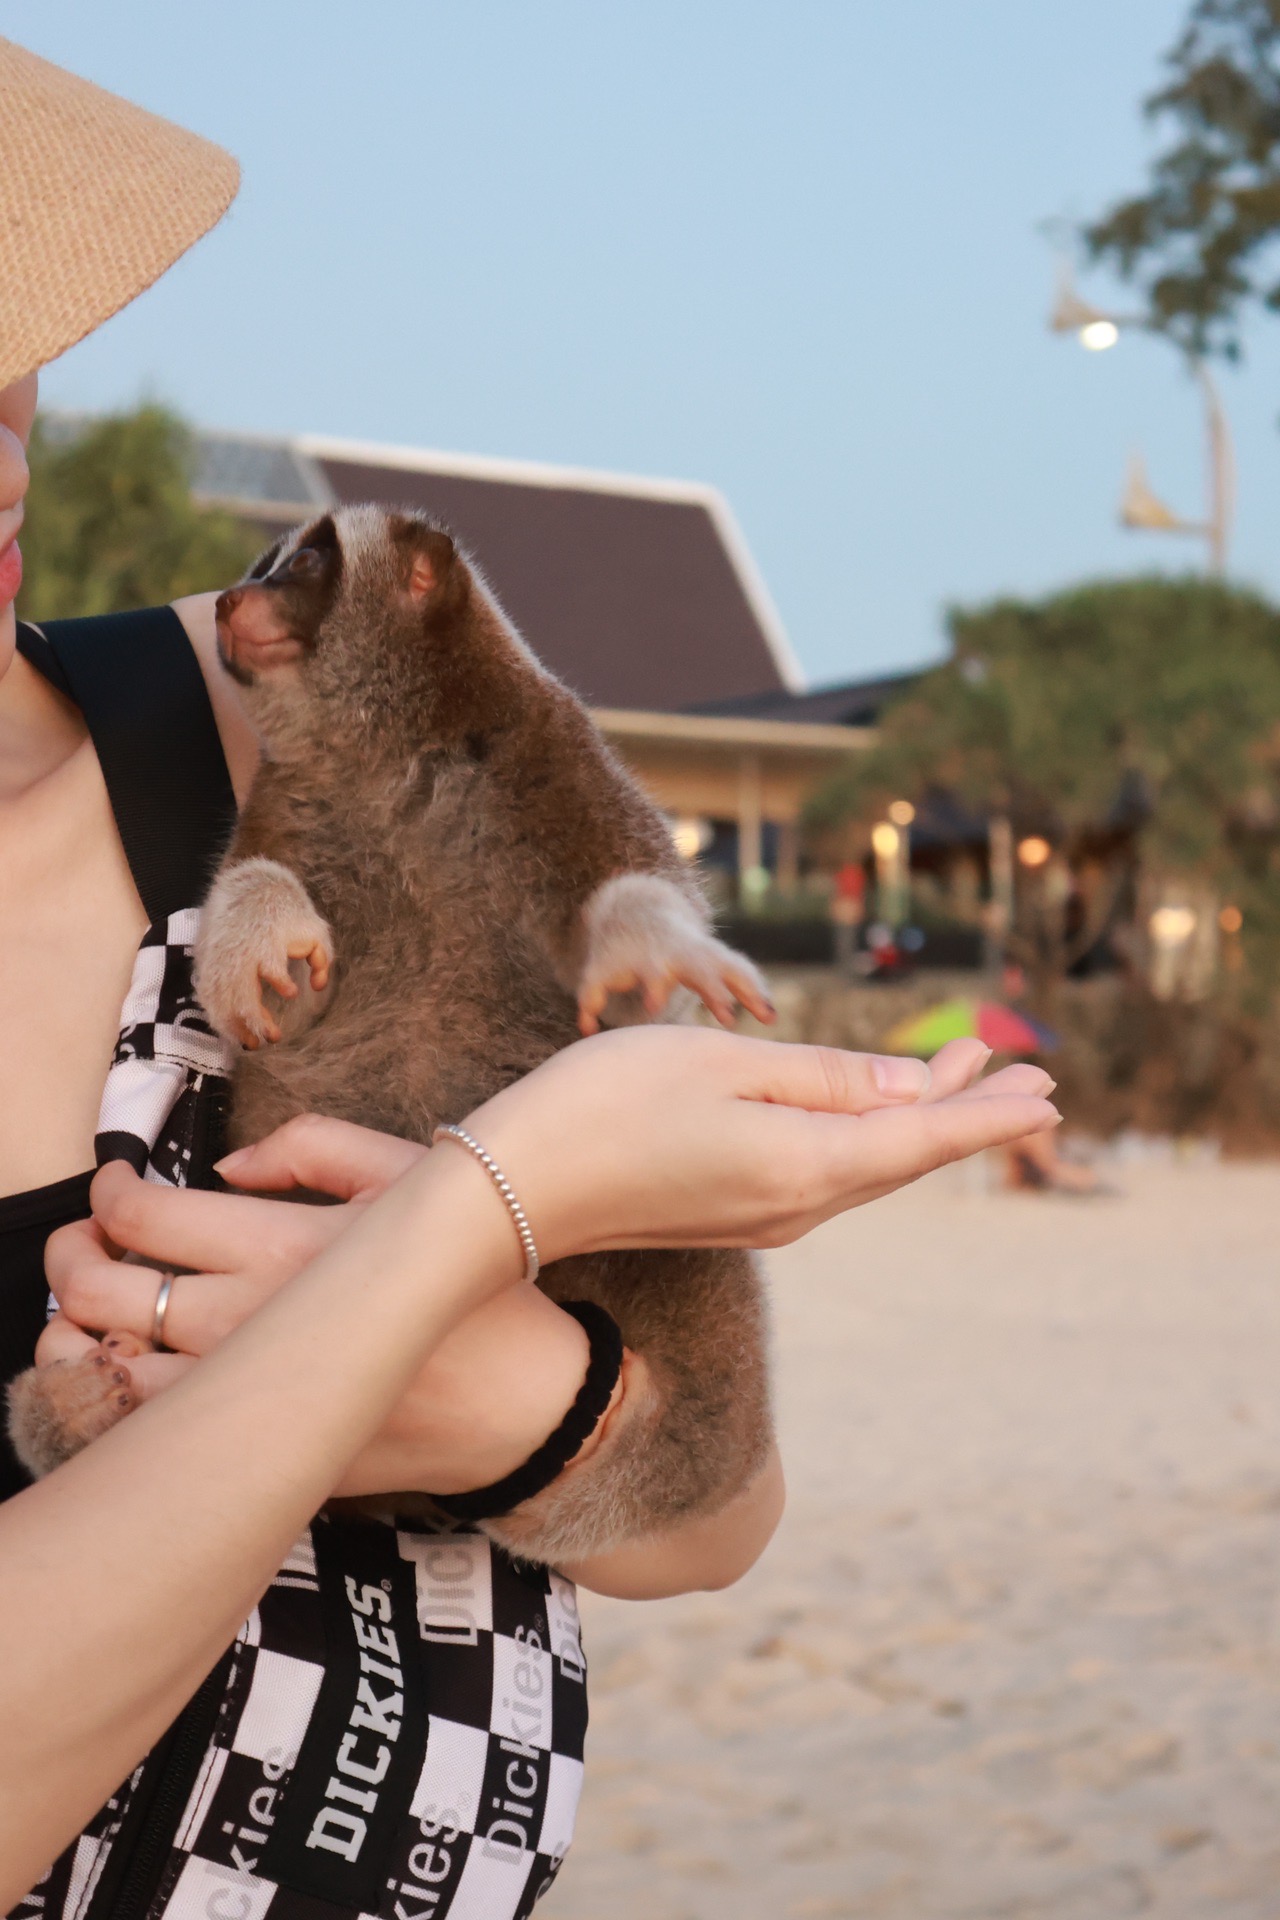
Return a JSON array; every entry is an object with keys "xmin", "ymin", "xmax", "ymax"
[
  {"xmin": 15, "ymin": 1519, "xmax": 587, "ymax": 1920},
  {"xmin": 12, "ymin": 917, "xmax": 588, "ymax": 1920},
  {"xmin": 94, "ymin": 909, "xmax": 236, "ymax": 1187},
  {"xmin": 162, "ymin": 1520, "xmax": 586, "ymax": 1920}
]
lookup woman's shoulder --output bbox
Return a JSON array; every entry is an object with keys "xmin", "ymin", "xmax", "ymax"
[{"xmin": 169, "ymin": 592, "xmax": 260, "ymax": 807}]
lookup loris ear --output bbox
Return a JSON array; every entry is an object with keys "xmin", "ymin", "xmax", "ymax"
[{"xmin": 392, "ymin": 519, "xmax": 458, "ymax": 604}]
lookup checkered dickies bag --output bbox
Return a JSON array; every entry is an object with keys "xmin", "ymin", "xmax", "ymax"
[
  {"xmin": 14, "ymin": 1515, "xmax": 588, "ymax": 1920},
  {"xmin": 10, "ymin": 612, "xmax": 589, "ymax": 1920},
  {"xmin": 94, "ymin": 907, "xmax": 236, "ymax": 1188}
]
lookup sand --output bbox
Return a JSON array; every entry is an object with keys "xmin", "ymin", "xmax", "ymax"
[{"xmin": 542, "ymin": 1154, "xmax": 1280, "ymax": 1920}]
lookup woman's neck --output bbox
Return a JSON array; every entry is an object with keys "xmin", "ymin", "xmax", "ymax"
[
  {"xmin": 0, "ymin": 636, "xmax": 146, "ymax": 1197},
  {"xmin": 0, "ymin": 641, "xmax": 87, "ymax": 806}
]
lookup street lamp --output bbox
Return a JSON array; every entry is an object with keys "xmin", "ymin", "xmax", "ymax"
[{"xmin": 1048, "ymin": 261, "xmax": 1235, "ymax": 574}]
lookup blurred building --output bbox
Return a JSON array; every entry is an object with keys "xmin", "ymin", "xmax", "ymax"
[{"xmin": 191, "ymin": 429, "xmax": 879, "ymax": 893}]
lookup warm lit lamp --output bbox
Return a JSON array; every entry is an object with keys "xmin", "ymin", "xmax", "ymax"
[
  {"xmin": 1048, "ymin": 266, "xmax": 1123, "ymax": 347},
  {"xmin": 670, "ymin": 816, "xmax": 712, "ymax": 860},
  {"xmin": 1047, "ymin": 260, "xmax": 1233, "ymax": 572},
  {"xmin": 1149, "ymin": 904, "xmax": 1197, "ymax": 946}
]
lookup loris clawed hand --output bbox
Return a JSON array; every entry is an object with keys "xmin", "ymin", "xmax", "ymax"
[
  {"xmin": 577, "ymin": 873, "xmax": 774, "ymax": 1035},
  {"xmin": 195, "ymin": 856, "xmax": 333, "ymax": 1049},
  {"xmin": 11, "ymin": 504, "xmax": 777, "ymax": 1565}
]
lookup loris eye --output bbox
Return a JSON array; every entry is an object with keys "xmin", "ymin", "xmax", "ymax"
[{"xmin": 287, "ymin": 546, "xmax": 324, "ymax": 578}]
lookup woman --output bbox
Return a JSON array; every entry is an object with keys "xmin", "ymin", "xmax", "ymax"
[{"xmin": 0, "ymin": 36, "xmax": 1060, "ymax": 1918}]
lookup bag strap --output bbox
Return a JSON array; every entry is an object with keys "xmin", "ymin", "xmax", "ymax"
[{"xmin": 17, "ymin": 608, "xmax": 237, "ymax": 923}]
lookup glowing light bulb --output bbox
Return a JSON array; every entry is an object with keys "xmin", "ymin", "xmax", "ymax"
[
  {"xmin": 1017, "ymin": 835, "xmax": 1052, "ymax": 868},
  {"xmin": 1080, "ymin": 319, "xmax": 1119, "ymax": 352},
  {"xmin": 871, "ymin": 822, "xmax": 900, "ymax": 859},
  {"xmin": 1149, "ymin": 905, "xmax": 1197, "ymax": 947},
  {"xmin": 887, "ymin": 800, "xmax": 916, "ymax": 827},
  {"xmin": 670, "ymin": 816, "xmax": 711, "ymax": 860}
]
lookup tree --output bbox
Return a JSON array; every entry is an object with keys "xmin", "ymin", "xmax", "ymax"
[
  {"xmin": 1085, "ymin": 0, "xmax": 1280, "ymax": 356},
  {"xmin": 809, "ymin": 577, "xmax": 1280, "ymax": 1005},
  {"xmin": 16, "ymin": 405, "xmax": 262, "ymax": 623}
]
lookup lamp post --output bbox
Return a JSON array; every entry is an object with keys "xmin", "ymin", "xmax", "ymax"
[{"xmin": 1048, "ymin": 262, "xmax": 1236, "ymax": 574}]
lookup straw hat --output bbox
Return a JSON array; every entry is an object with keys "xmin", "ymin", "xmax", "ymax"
[{"xmin": 0, "ymin": 38, "xmax": 239, "ymax": 388}]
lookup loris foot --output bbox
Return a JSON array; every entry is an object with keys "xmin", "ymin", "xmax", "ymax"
[
  {"xmin": 6, "ymin": 1345, "xmax": 137, "ymax": 1479},
  {"xmin": 195, "ymin": 856, "xmax": 333, "ymax": 1049},
  {"xmin": 578, "ymin": 873, "xmax": 776, "ymax": 1034}
]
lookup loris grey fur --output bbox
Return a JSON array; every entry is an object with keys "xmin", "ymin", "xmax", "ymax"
[{"xmin": 10, "ymin": 506, "xmax": 776, "ymax": 1565}]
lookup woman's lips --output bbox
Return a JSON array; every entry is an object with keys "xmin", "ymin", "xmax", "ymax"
[{"xmin": 0, "ymin": 540, "xmax": 22, "ymax": 608}]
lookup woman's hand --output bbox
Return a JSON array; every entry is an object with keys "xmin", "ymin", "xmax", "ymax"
[
  {"xmin": 210, "ymin": 1032, "xmax": 1054, "ymax": 1271},
  {"xmin": 39, "ymin": 1119, "xmax": 423, "ymax": 1390},
  {"xmin": 38, "ymin": 1128, "xmax": 593, "ymax": 1502},
  {"xmin": 447, "ymin": 1027, "xmax": 1058, "ymax": 1263}
]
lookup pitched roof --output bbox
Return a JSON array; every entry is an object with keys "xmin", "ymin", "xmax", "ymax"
[
  {"xmin": 687, "ymin": 670, "xmax": 923, "ymax": 729},
  {"xmin": 190, "ymin": 429, "xmax": 804, "ymax": 714}
]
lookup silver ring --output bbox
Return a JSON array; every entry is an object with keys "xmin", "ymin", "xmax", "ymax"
[{"xmin": 151, "ymin": 1272, "xmax": 177, "ymax": 1350}]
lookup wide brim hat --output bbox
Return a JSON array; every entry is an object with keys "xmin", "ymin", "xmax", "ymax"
[{"xmin": 0, "ymin": 38, "xmax": 239, "ymax": 388}]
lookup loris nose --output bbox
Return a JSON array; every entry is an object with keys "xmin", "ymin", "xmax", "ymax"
[{"xmin": 217, "ymin": 583, "xmax": 291, "ymax": 648}]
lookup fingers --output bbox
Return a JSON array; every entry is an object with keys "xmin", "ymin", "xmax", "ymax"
[
  {"xmin": 577, "ymin": 978, "xmax": 617, "ymax": 1038},
  {"xmin": 917, "ymin": 1038, "xmax": 991, "ymax": 1100},
  {"xmin": 729, "ymin": 1033, "xmax": 935, "ymax": 1114},
  {"xmin": 296, "ymin": 939, "xmax": 331, "ymax": 992},
  {"xmin": 233, "ymin": 999, "xmax": 281, "ymax": 1049},
  {"xmin": 726, "ymin": 1032, "xmax": 1053, "ymax": 1119},
  {"xmin": 963, "ymin": 1060, "xmax": 1055, "ymax": 1099},
  {"xmin": 214, "ymin": 1111, "xmax": 426, "ymax": 1198},
  {"xmin": 79, "ymin": 1162, "xmax": 329, "ymax": 1276},
  {"xmin": 123, "ymin": 1349, "xmax": 197, "ymax": 1402},
  {"xmin": 46, "ymin": 1249, "xmax": 256, "ymax": 1355},
  {"xmin": 258, "ymin": 960, "xmax": 299, "ymax": 1001},
  {"xmin": 672, "ymin": 957, "xmax": 774, "ymax": 1029},
  {"xmin": 679, "ymin": 965, "xmax": 736, "ymax": 1029},
  {"xmin": 723, "ymin": 969, "xmax": 776, "ymax": 1026},
  {"xmin": 35, "ymin": 1311, "xmax": 101, "ymax": 1367},
  {"xmin": 578, "ymin": 956, "xmax": 776, "ymax": 1036},
  {"xmin": 812, "ymin": 1088, "xmax": 1061, "ymax": 1201}
]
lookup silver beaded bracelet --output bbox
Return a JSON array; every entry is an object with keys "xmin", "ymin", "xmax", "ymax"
[{"xmin": 432, "ymin": 1123, "xmax": 541, "ymax": 1282}]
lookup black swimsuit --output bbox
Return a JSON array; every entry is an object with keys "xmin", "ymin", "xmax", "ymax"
[{"xmin": 0, "ymin": 1169, "xmax": 93, "ymax": 1499}]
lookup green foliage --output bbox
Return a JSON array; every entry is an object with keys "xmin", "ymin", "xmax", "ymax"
[
  {"xmin": 810, "ymin": 577, "xmax": 1280, "ymax": 996},
  {"xmin": 1085, "ymin": 0, "xmax": 1280, "ymax": 355},
  {"xmin": 16, "ymin": 405, "xmax": 262, "ymax": 622}
]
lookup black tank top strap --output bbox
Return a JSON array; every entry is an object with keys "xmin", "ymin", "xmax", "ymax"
[{"xmin": 16, "ymin": 608, "xmax": 237, "ymax": 921}]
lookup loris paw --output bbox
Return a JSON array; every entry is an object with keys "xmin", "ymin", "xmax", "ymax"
[
  {"xmin": 578, "ymin": 873, "xmax": 776, "ymax": 1034},
  {"xmin": 7, "ymin": 1346, "xmax": 138, "ymax": 1478},
  {"xmin": 195, "ymin": 857, "xmax": 333, "ymax": 1049}
]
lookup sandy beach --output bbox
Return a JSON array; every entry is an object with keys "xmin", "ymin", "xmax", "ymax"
[{"xmin": 544, "ymin": 1154, "xmax": 1280, "ymax": 1920}]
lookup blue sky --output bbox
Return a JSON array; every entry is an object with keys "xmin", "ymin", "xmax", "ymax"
[{"xmin": 13, "ymin": 1, "xmax": 1280, "ymax": 686}]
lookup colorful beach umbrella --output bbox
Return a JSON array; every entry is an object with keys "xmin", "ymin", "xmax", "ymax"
[{"xmin": 884, "ymin": 998, "xmax": 1060, "ymax": 1058}]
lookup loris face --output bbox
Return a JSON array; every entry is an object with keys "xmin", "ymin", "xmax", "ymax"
[{"xmin": 214, "ymin": 505, "xmax": 472, "ymax": 744}]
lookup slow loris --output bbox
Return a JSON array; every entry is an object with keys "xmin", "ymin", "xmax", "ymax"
[{"xmin": 11, "ymin": 506, "xmax": 777, "ymax": 1565}]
